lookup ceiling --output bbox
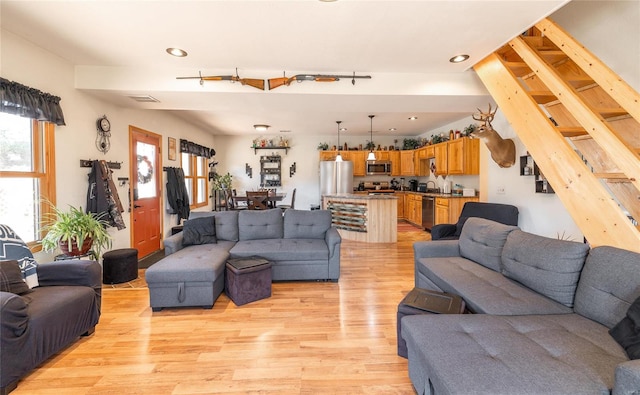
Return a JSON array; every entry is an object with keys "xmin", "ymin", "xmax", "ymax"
[{"xmin": 1, "ymin": 0, "xmax": 569, "ymax": 137}]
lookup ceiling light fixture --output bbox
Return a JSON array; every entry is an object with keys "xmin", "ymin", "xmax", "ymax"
[
  {"xmin": 335, "ymin": 121, "xmax": 343, "ymax": 162},
  {"xmin": 367, "ymin": 115, "xmax": 376, "ymax": 161},
  {"xmin": 389, "ymin": 128, "xmax": 397, "ymax": 132},
  {"xmin": 253, "ymin": 124, "xmax": 270, "ymax": 132},
  {"xmin": 166, "ymin": 48, "xmax": 188, "ymax": 57},
  {"xmin": 449, "ymin": 54, "xmax": 470, "ymax": 63},
  {"xmin": 408, "ymin": 116, "xmax": 418, "ymax": 121}
]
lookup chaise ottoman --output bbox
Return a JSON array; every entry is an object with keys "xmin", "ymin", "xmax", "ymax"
[
  {"xmin": 145, "ymin": 244, "xmax": 228, "ymax": 311},
  {"xmin": 225, "ymin": 256, "xmax": 272, "ymax": 306}
]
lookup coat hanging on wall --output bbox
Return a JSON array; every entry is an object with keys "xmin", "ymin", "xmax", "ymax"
[
  {"xmin": 86, "ymin": 160, "xmax": 126, "ymax": 230},
  {"xmin": 165, "ymin": 167, "xmax": 190, "ymax": 224}
]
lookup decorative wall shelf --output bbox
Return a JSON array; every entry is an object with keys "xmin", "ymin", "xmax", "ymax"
[
  {"xmin": 252, "ymin": 147, "xmax": 289, "ymax": 155},
  {"xmin": 520, "ymin": 154, "xmax": 555, "ymax": 193}
]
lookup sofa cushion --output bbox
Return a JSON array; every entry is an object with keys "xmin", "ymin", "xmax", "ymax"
[
  {"xmin": 501, "ymin": 230, "xmax": 589, "ymax": 308},
  {"xmin": 231, "ymin": 238, "xmax": 329, "ymax": 261},
  {"xmin": 401, "ymin": 313, "xmax": 627, "ymax": 395},
  {"xmin": 182, "ymin": 216, "xmax": 216, "ymax": 246},
  {"xmin": 238, "ymin": 209, "xmax": 283, "ymax": 241},
  {"xmin": 189, "ymin": 210, "xmax": 239, "ymax": 242},
  {"xmin": 0, "ymin": 260, "xmax": 31, "ymax": 295},
  {"xmin": 0, "ymin": 224, "xmax": 39, "ymax": 288},
  {"xmin": 574, "ymin": 246, "xmax": 640, "ymax": 329},
  {"xmin": 609, "ymin": 295, "xmax": 640, "ymax": 360},
  {"xmin": 283, "ymin": 209, "xmax": 331, "ymax": 239},
  {"xmin": 415, "ymin": 256, "xmax": 572, "ymax": 315},
  {"xmin": 458, "ymin": 218, "xmax": 518, "ymax": 272}
]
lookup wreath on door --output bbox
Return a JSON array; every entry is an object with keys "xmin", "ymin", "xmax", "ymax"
[{"xmin": 137, "ymin": 155, "xmax": 153, "ymax": 184}]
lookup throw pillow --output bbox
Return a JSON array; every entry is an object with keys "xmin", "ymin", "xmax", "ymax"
[
  {"xmin": 0, "ymin": 224, "xmax": 39, "ymax": 288},
  {"xmin": 182, "ymin": 217, "xmax": 217, "ymax": 246},
  {"xmin": 0, "ymin": 260, "xmax": 32, "ymax": 295},
  {"xmin": 609, "ymin": 295, "xmax": 640, "ymax": 360}
]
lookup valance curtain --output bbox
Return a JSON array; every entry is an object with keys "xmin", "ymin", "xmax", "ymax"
[
  {"xmin": 0, "ymin": 78, "xmax": 66, "ymax": 125},
  {"xmin": 180, "ymin": 139, "xmax": 215, "ymax": 158}
]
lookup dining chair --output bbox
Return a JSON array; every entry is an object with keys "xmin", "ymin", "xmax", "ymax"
[
  {"xmin": 277, "ymin": 188, "xmax": 296, "ymax": 211},
  {"xmin": 225, "ymin": 189, "xmax": 247, "ymax": 211},
  {"xmin": 247, "ymin": 191, "xmax": 269, "ymax": 210}
]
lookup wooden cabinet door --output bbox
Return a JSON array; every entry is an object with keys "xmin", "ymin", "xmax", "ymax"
[
  {"xmin": 400, "ymin": 150, "xmax": 415, "ymax": 176},
  {"xmin": 390, "ymin": 151, "xmax": 401, "ymax": 176},
  {"xmin": 447, "ymin": 138, "xmax": 480, "ymax": 175},
  {"xmin": 413, "ymin": 195, "xmax": 422, "ymax": 226},
  {"xmin": 350, "ymin": 151, "xmax": 366, "ymax": 176},
  {"xmin": 319, "ymin": 151, "xmax": 337, "ymax": 161},
  {"xmin": 448, "ymin": 139, "xmax": 464, "ymax": 175},
  {"xmin": 396, "ymin": 192, "xmax": 404, "ymax": 218},
  {"xmin": 435, "ymin": 197, "xmax": 449, "ymax": 225},
  {"xmin": 376, "ymin": 151, "xmax": 390, "ymax": 161},
  {"xmin": 434, "ymin": 143, "xmax": 448, "ymax": 176}
]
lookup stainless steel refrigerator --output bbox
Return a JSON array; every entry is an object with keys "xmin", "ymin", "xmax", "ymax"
[{"xmin": 320, "ymin": 160, "xmax": 354, "ymax": 196}]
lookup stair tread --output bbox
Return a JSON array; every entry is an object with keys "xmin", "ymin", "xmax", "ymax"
[{"xmin": 559, "ymin": 127, "xmax": 587, "ymax": 137}]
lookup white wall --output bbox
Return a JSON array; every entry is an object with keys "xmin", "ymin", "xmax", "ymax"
[{"xmin": 1, "ymin": 30, "xmax": 216, "ymax": 259}]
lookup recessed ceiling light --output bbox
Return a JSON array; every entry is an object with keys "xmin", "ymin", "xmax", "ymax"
[
  {"xmin": 253, "ymin": 124, "xmax": 270, "ymax": 132},
  {"xmin": 408, "ymin": 116, "xmax": 418, "ymax": 121},
  {"xmin": 319, "ymin": 0, "xmax": 338, "ymax": 2},
  {"xmin": 389, "ymin": 128, "xmax": 397, "ymax": 131},
  {"xmin": 166, "ymin": 48, "xmax": 188, "ymax": 57},
  {"xmin": 449, "ymin": 54, "xmax": 470, "ymax": 63},
  {"xmin": 339, "ymin": 128, "xmax": 347, "ymax": 132}
]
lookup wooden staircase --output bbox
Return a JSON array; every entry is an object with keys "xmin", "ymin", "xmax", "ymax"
[{"xmin": 473, "ymin": 17, "xmax": 640, "ymax": 253}]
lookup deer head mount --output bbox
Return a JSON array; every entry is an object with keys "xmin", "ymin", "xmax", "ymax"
[{"xmin": 470, "ymin": 104, "xmax": 516, "ymax": 168}]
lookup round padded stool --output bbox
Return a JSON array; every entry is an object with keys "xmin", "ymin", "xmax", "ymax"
[{"xmin": 102, "ymin": 248, "xmax": 138, "ymax": 284}]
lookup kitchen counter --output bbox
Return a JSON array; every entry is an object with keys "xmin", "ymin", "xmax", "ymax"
[
  {"xmin": 395, "ymin": 191, "xmax": 478, "ymax": 198},
  {"xmin": 322, "ymin": 194, "xmax": 397, "ymax": 243}
]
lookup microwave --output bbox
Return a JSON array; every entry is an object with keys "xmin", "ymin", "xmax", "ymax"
[{"xmin": 366, "ymin": 160, "xmax": 392, "ymax": 176}]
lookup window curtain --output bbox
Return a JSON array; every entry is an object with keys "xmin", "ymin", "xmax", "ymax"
[
  {"xmin": 0, "ymin": 78, "xmax": 66, "ymax": 125},
  {"xmin": 179, "ymin": 139, "xmax": 215, "ymax": 158}
]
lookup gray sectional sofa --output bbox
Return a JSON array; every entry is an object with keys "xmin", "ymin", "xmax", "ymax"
[
  {"xmin": 145, "ymin": 208, "xmax": 341, "ymax": 311},
  {"xmin": 403, "ymin": 217, "xmax": 640, "ymax": 394}
]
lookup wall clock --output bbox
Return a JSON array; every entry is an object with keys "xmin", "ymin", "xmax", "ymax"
[
  {"xmin": 96, "ymin": 115, "xmax": 111, "ymax": 154},
  {"xmin": 97, "ymin": 115, "xmax": 111, "ymax": 133}
]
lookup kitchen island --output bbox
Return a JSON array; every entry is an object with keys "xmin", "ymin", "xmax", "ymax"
[{"xmin": 322, "ymin": 194, "xmax": 397, "ymax": 243}]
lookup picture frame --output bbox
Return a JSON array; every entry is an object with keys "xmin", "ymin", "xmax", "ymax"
[{"xmin": 168, "ymin": 137, "xmax": 177, "ymax": 161}]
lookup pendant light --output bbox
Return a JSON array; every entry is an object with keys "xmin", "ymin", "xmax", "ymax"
[
  {"xmin": 335, "ymin": 121, "xmax": 343, "ymax": 162},
  {"xmin": 367, "ymin": 115, "xmax": 376, "ymax": 161}
]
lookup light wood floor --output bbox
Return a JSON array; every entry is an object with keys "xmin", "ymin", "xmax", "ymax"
[{"xmin": 13, "ymin": 222, "xmax": 430, "ymax": 394}]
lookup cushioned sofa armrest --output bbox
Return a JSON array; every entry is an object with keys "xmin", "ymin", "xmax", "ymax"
[
  {"xmin": 37, "ymin": 260, "xmax": 101, "ymax": 289},
  {"xmin": 0, "ymin": 291, "xmax": 29, "ymax": 337},
  {"xmin": 413, "ymin": 240, "xmax": 461, "ymax": 259},
  {"xmin": 614, "ymin": 360, "xmax": 640, "ymax": 395},
  {"xmin": 163, "ymin": 232, "xmax": 185, "ymax": 256},
  {"xmin": 325, "ymin": 227, "xmax": 342, "ymax": 280},
  {"xmin": 430, "ymin": 224, "xmax": 457, "ymax": 240}
]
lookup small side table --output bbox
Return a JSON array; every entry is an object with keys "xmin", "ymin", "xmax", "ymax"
[{"xmin": 397, "ymin": 288, "xmax": 465, "ymax": 358}]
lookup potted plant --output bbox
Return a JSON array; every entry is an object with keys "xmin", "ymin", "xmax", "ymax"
[
  {"xmin": 41, "ymin": 204, "xmax": 112, "ymax": 259},
  {"xmin": 317, "ymin": 142, "xmax": 329, "ymax": 151},
  {"xmin": 211, "ymin": 172, "xmax": 233, "ymax": 192}
]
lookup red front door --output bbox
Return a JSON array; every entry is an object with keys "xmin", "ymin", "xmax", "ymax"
[{"xmin": 130, "ymin": 126, "xmax": 161, "ymax": 258}]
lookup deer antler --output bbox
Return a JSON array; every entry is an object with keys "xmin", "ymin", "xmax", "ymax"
[{"xmin": 473, "ymin": 104, "xmax": 499, "ymax": 125}]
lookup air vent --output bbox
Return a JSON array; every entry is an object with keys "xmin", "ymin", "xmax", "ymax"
[{"xmin": 127, "ymin": 95, "xmax": 159, "ymax": 103}]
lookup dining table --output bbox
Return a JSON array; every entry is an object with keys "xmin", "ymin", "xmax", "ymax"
[{"xmin": 233, "ymin": 192, "xmax": 287, "ymax": 209}]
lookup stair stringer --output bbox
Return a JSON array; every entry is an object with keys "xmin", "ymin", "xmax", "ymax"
[{"xmin": 474, "ymin": 53, "xmax": 640, "ymax": 253}]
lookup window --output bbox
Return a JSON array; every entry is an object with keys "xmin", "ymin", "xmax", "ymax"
[
  {"xmin": 181, "ymin": 152, "xmax": 209, "ymax": 209},
  {"xmin": 0, "ymin": 112, "xmax": 56, "ymax": 246}
]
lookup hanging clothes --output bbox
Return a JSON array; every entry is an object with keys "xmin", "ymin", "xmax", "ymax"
[
  {"xmin": 165, "ymin": 167, "xmax": 190, "ymax": 224},
  {"xmin": 86, "ymin": 160, "xmax": 126, "ymax": 230}
]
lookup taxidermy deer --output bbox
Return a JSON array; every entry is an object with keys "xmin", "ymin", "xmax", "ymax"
[{"xmin": 471, "ymin": 104, "xmax": 516, "ymax": 168}]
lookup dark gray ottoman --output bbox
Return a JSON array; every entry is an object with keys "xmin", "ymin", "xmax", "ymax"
[
  {"xmin": 103, "ymin": 248, "xmax": 138, "ymax": 284},
  {"xmin": 397, "ymin": 288, "xmax": 465, "ymax": 358},
  {"xmin": 225, "ymin": 257, "xmax": 272, "ymax": 306}
]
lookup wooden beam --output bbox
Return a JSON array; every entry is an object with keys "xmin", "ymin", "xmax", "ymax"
[
  {"xmin": 474, "ymin": 53, "xmax": 640, "ymax": 253},
  {"xmin": 537, "ymin": 18, "xmax": 640, "ymax": 122},
  {"xmin": 509, "ymin": 36, "xmax": 640, "ymax": 192}
]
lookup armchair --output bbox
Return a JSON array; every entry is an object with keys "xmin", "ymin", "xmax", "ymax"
[
  {"xmin": 0, "ymin": 225, "xmax": 102, "ymax": 395},
  {"xmin": 430, "ymin": 202, "xmax": 519, "ymax": 240}
]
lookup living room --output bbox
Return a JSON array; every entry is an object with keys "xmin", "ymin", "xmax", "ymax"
[{"xmin": 1, "ymin": 0, "xmax": 639, "ymax": 394}]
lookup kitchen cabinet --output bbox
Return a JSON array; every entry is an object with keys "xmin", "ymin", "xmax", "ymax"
[
  {"xmin": 390, "ymin": 151, "xmax": 401, "ymax": 176},
  {"xmin": 319, "ymin": 150, "xmax": 337, "ymax": 161},
  {"xmin": 395, "ymin": 192, "xmax": 405, "ymax": 218},
  {"xmin": 400, "ymin": 150, "xmax": 415, "ymax": 176},
  {"xmin": 375, "ymin": 151, "xmax": 390, "ymax": 161},
  {"xmin": 434, "ymin": 143, "xmax": 448, "ymax": 176},
  {"xmin": 341, "ymin": 151, "xmax": 366, "ymax": 176},
  {"xmin": 435, "ymin": 197, "xmax": 450, "ymax": 225},
  {"xmin": 405, "ymin": 193, "xmax": 422, "ymax": 226},
  {"xmin": 447, "ymin": 137, "xmax": 479, "ymax": 175}
]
